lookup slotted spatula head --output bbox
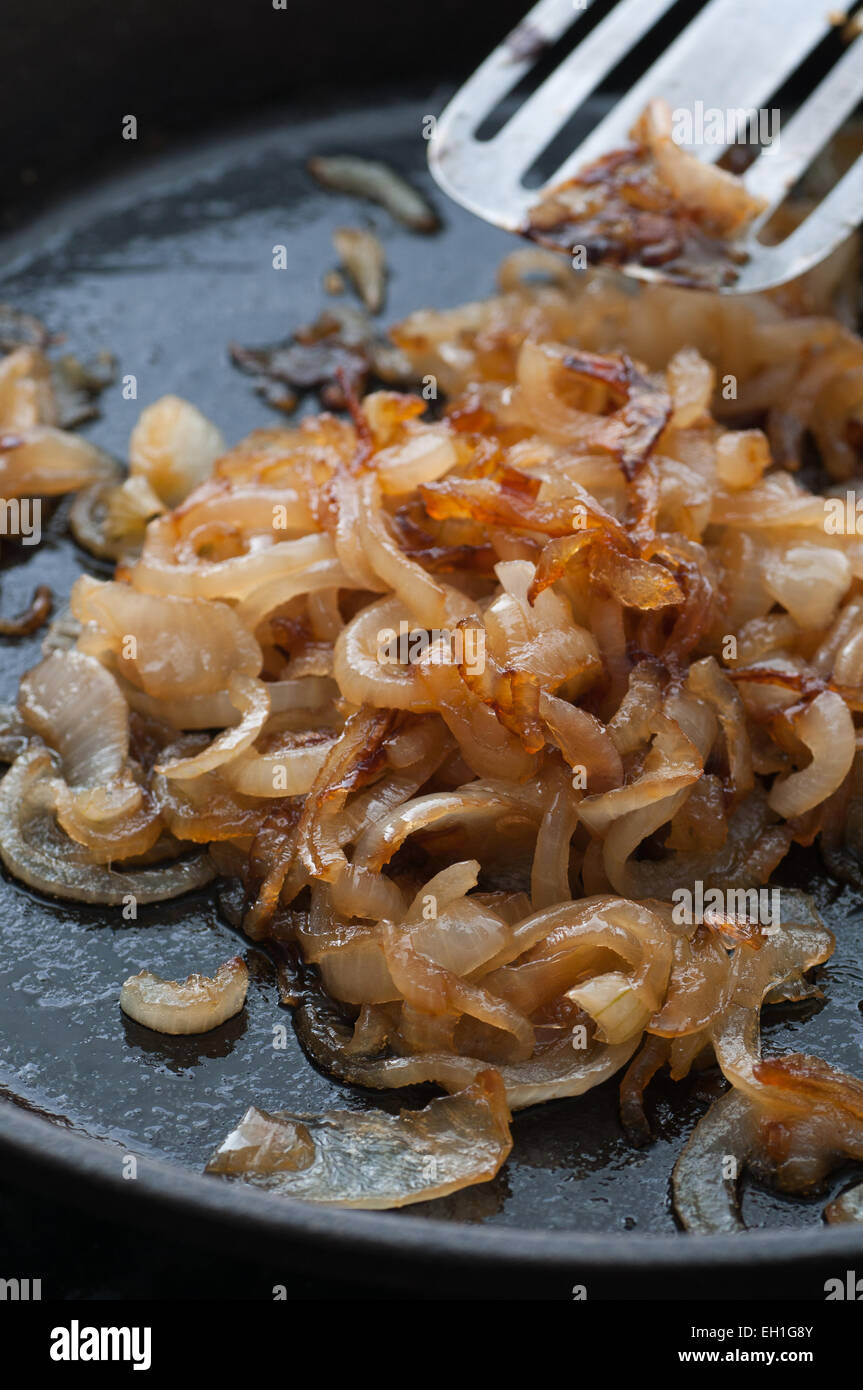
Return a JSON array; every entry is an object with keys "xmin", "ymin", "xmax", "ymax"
[{"xmin": 428, "ymin": 0, "xmax": 863, "ymax": 293}]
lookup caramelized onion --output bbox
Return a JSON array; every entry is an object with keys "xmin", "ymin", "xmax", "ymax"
[
  {"xmin": 155, "ymin": 676, "xmax": 270, "ymax": 780},
  {"xmin": 5, "ymin": 219, "xmax": 863, "ymax": 1214},
  {"xmin": 768, "ymin": 690, "xmax": 855, "ymax": 818},
  {"xmin": 672, "ymin": 1090, "xmax": 755, "ymax": 1233},
  {"xmin": 206, "ymin": 1069, "xmax": 510, "ymax": 1209},
  {"xmin": 18, "ymin": 650, "xmax": 128, "ymax": 785},
  {"xmin": 0, "ymin": 749, "xmax": 214, "ymax": 903},
  {"xmin": 129, "ymin": 395, "xmax": 225, "ymax": 507},
  {"xmin": 294, "ymin": 983, "xmax": 640, "ymax": 1109},
  {"xmin": 72, "ymin": 577, "xmax": 262, "ymax": 698},
  {"xmin": 0, "ymin": 426, "xmax": 112, "ymax": 497}
]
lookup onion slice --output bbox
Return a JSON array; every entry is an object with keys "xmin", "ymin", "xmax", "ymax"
[
  {"xmin": 155, "ymin": 676, "xmax": 270, "ymax": 780},
  {"xmin": 0, "ymin": 748, "xmax": 214, "ymax": 903},
  {"xmin": 18, "ymin": 649, "xmax": 128, "ymax": 785},
  {"xmin": 825, "ymin": 1183, "xmax": 863, "ymax": 1225},
  {"xmin": 205, "ymin": 1069, "xmax": 511, "ymax": 1208},
  {"xmin": 293, "ymin": 981, "xmax": 639, "ymax": 1109},
  {"xmin": 672, "ymin": 1090, "xmax": 755, "ymax": 1234},
  {"xmin": 307, "ymin": 155, "xmax": 440, "ymax": 233},
  {"xmin": 768, "ymin": 689, "xmax": 855, "ymax": 818},
  {"xmin": 120, "ymin": 956, "xmax": 248, "ymax": 1034}
]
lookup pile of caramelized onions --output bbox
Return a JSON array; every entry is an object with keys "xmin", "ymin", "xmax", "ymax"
[{"xmin": 4, "ymin": 244, "xmax": 863, "ymax": 1214}]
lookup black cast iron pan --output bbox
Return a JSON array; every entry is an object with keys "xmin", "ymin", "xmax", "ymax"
[{"xmin": 0, "ymin": 0, "xmax": 862, "ymax": 1298}]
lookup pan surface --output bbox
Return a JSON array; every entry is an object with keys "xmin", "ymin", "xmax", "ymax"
[{"xmin": 1, "ymin": 67, "xmax": 863, "ymax": 1287}]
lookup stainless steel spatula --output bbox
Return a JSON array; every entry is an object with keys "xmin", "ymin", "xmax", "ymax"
[{"xmin": 428, "ymin": 0, "xmax": 863, "ymax": 292}]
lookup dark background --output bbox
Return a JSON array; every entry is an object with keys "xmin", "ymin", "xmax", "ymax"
[
  {"xmin": 2, "ymin": 0, "xmax": 533, "ymax": 225},
  {"xmin": 0, "ymin": 1178, "xmax": 425, "ymax": 1300}
]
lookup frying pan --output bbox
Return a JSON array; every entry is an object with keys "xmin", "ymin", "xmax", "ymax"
[{"xmin": 1, "ymin": 0, "xmax": 862, "ymax": 1298}]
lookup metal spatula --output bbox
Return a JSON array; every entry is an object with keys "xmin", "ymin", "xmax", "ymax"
[{"xmin": 428, "ymin": 0, "xmax": 863, "ymax": 293}]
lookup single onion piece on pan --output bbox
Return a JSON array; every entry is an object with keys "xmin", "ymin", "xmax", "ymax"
[
  {"xmin": 530, "ymin": 760, "xmax": 581, "ymax": 909},
  {"xmin": 666, "ymin": 347, "xmax": 713, "ymax": 428},
  {"xmin": 205, "ymin": 1069, "xmax": 511, "ymax": 1208},
  {"xmin": 351, "ymin": 782, "xmax": 544, "ymax": 873},
  {"xmin": 120, "ymin": 956, "xmax": 248, "ymax": 1034},
  {"xmin": 235, "ymin": 554, "xmax": 349, "ymax": 635},
  {"xmin": 307, "ymin": 154, "xmax": 439, "ymax": 232},
  {"xmin": 539, "ymin": 690, "xmax": 623, "ymax": 793},
  {"xmin": 333, "ymin": 596, "xmax": 426, "ymax": 711},
  {"xmin": 374, "ymin": 428, "xmax": 457, "ymax": 495},
  {"xmin": 649, "ymin": 926, "xmax": 732, "ymax": 1038},
  {"xmin": 715, "ymin": 429, "xmax": 770, "ymax": 490},
  {"xmin": 618, "ymin": 1034, "xmax": 670, "ymax": 1145},
  {"xmin": 358, "ymin": 473, "xmax": 452, "ymax": 627},
  {"xmin": 590, "ymin": 544, "xmax": 684, "ymax": 611},
  {"xmin": 404, "ymin": 859, "xmax": 480, "ymax": 919},
  {"xmin": 70, "ymin": 472, "xmax": 162, "ymax": 563},
  {"xmin": 0, "ymin": 583, "xmax": 53, "ymax": 638},
  {"xmin": 333, "ymin": 226, "xmax": 387, "ymax": 314},
  {"xmin": 0, "ymin": 345, "xmax": 56, "ymax": 429},
  {"xmin": 221, "ymin": 729, "xmax": 338, "ymax": 797},
  {"xmin": 763, "ymin": 543, "xmax": 851, "ymax": 630},
  {"xmin": 17, "ymin": 645, "xmax": 155, "ymax": 856},
  {"xmin": 686, "ymin": 656, "xmax": 754, "ymax": 803},
  {"xmin": 672, "ymin": 1090, "xmax": 756, "ymax": 1234},
  {"xmin": 607, "ymin": 662, "xmax": 663, "ymax": 756},
  {"xmin": 568, "ymin": 970, "xmax": 652, "ymax": 1045},
  {"xmin": 712, "ymin": 903, "xmax": 834, "ymax": 1113},
  {"xmin": 130, "ymin": 525, "xmax": 327, "ymax": 600}
]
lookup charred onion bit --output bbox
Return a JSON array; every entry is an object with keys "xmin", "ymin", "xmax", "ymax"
[
  {"xmin": 0, "ymin": 584, "xmax": 52, "ymax": 637},
  {"xmin": 559, "ymin": 348, "xmax": 672, "ymax": 481}
]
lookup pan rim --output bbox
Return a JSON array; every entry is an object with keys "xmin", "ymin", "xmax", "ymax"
[{"xmin": 3, "ymin": 1097, "xmax": 862, "ymax": 1278}]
